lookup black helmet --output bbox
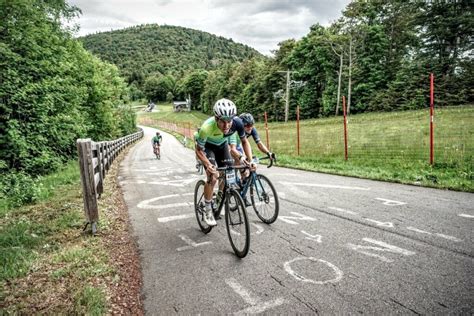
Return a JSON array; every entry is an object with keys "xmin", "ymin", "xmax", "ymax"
[{"xmin": 239, "ymin": 113, "xmax": 255, "ymax": 126}]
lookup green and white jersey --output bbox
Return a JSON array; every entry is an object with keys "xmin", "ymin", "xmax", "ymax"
[{"xmin": 196, "ymin": 117, "xmax": 227, "ymax": 148}]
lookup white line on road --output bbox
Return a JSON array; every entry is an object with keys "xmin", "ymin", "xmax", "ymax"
[
  {"xmin": 407, "ymin": 226, "xmax": 431, "ymax": 234},
  {"xmin": 347, "ymin": 238, "xmax": 415, "ymax": 263},
  {"xmin": 280, "ymin": 181, "xmax": 370, "ymax": 191},
  {"xmin": 176, "ymin": 234, "xmax": 212, "ymax": 251},
  {"xmin": 328, "ymin": 206, "xmax": 358, "ymax": 215},
  {"xmin": 252, "ymin": 223, "xmax": 264, "ymax": 235},
  {"xmin": 459, "ymin": 213, "xmax": 474, "ymax": 218},
  {"xmin": 283, "ymin": 257, "xmax": 343, "ymax": 284},
  {"xmin": 226, "ymin": 278, "xmax": 259, "ymax": 305},
  {"xmin": 278, "ymin": 212, "xmax": 317, "ymax": 225},
  {"xmin": 435, "ymin": 233, "xmax": 462, "ymax": 242},
  {"xmin": 225, "ymin": 278, "xmax": 285, "ymax": 315},
  {"xmin": 364, "ymin": 218, "xmax": 394, "ymax": 228},
  {"xmin": 407, "ymin": 226, "xmax": 462, "ymax": 242},
  {"xmin": 235, "ymin": 298, "xmax": 286, "ymax": 316},
  {"xmin": 375, "ymin": 198, "xmax": 406, "ymax": 206},
  {"xmin": 301, "ymin": 231, "xmax": 322, "ymax": 243}
]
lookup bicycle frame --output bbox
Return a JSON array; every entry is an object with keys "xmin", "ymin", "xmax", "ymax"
[{"xmin": 238, "ymin": 156, "xmax": 273, "ymax": 201}]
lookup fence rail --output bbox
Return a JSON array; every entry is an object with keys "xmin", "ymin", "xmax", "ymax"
[{"xmin": 77, "ymin": 129, "xmax": 144, "ymax": 234}]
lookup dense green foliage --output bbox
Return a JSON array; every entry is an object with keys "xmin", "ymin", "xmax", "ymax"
[
  {"xmin": 80, "ymin": 24, "xmax": 262, "ymax": 102},
  {"xmin": 192, "ymin": 1, "xmax": 473, "ymax": 119},
  {"xmin": 0, "ymin": 0, "xmax": 136, "ymax": 206}
]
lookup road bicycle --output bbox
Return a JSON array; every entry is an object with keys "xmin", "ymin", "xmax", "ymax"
[
  {"xmin": 153, "ymin": 144, "xmax": 161, "ymax": 159},
  {"xmin": 238, "ymin": 156, "xmax": 279, "ymax": 224},
  {"xmin": 194, "ymin": 164, "xmax": 250, "ymax": 258}
]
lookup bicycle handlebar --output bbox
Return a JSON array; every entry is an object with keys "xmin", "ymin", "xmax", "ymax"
[{"xmin": 255, "ymin": 156, "xmax": 274, "ymax": 168}]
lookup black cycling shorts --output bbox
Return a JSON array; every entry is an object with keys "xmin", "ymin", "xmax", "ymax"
[{"xmin": 204, "ymin": 142, "xmax": 233, "ymax": 168}]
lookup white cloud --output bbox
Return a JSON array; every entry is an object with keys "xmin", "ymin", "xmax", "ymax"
[{"xmin": 68, "ymin": 0, "xmax": 349, "ymax": 55}]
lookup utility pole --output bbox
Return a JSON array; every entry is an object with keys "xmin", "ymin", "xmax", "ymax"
[{"xmin": 277, "ymin": 69, "xmax": 297, "ymax": 122}]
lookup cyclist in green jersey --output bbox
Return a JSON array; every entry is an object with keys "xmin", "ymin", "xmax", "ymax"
[
  {"xmin": 195, "ymin": 98, "xmax": 254, "ymax": 226},
  {"xmin": 151, "ymin": 131, "xmax": 163, "ymax": 157}
]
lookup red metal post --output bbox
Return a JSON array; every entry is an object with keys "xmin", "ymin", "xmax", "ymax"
[
  {"xmin": 343, "ymin": 96, "xmax": 348, "ymax": 161},
  {"xmin": 296, "ymin": 106, "xmax": 300, "ymax": 156},
  {"xmin": 430, "ymin": 73, "xmax": 434, "ymax": 165},
  {"xmin": 264, "ymin": 111, "xmax": 270, "ymax": 150}
]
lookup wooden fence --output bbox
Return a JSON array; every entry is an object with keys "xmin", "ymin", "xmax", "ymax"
[{"xmin": 77, "ymin": 129, "xmax": 144, "ymax": 234}]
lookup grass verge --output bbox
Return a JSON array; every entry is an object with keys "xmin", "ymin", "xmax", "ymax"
[
  {"xmin": 1, "ymin": 150, "xmax": 143, "ymax": 314},
  {"xmin": 138, "ymin": 104, "xmax": 473, "ymax": 192}
]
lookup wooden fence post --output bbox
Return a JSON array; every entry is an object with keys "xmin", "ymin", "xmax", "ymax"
[{"xmin": 77, "ymin": 139, "xmax": 99, "ymax": 234}]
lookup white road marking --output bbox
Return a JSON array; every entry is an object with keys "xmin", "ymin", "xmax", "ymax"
[
  {"xmin": 435, "ymin": 233, "xmax": 462, "ymax": 242},
  {"xmin": 138, "ymin": 194, "xmax": 180, "ymax": 209},
  {"xmin": 347, "ymin": 238, "xmax": 415, "ymax": 263},
  {"xmin": 283, "ymin": 257, "xmax": 343, "ymax": 284},
  {"xmin": 285, "ymin": 185, "xmax": 312, "ymax": 199},
  {"xmin": 226, "ymin": 278, "xmax": 259, "ymax": 305},
  {"xmin": 132, "ymin": 167, "xmax": 172, "ymax": 172},
  {"xmin": 364, "ymin": 218, "xmax": 394, "ymax": 228},
  {"xmin": 158, "ymin": 214, "xmax": 194, "ymax": 223},
  {"xmin": 328, "ymin": 206, "xmax": 358, "ymax": 215},
  {"xmin": 301, "ymin": 231, "xmax": 322, "ymax": 243},
  {"xmin": 375, "ymin": 198, "xmax": 406, "ymax": 206},
  {"xmin": 225, "ymin": 278, "xmax": 285, "ymax": 315},
  {"xmin": 236, "ymin": 298, "xmax": 286, "ymax": 315},
  {"xmin": 280, "ymin": 181, "xmax": 370, "ymax": 191},
  {"xmin": 176, "ymin": 234, "xmax": 212, "ymax": 251},
  {"xmin": 252, "ymin": 223, "xmax": 264, "ymax": 235},
  {"xmin": 279, "ymin": 212, "xmax": 317, "ymax": 225},
  {"xmin": 407, "ymin": 226, "xmax": 462, "ymax": 242},
  {"xmin": 459, "ymin": 213, "xmax": 474, "ymax": 218},
  {"xmin": 407, "ymin": 226, "xmax": 431, "ymax": 234}
]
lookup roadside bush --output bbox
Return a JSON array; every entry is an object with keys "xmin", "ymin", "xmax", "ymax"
[{"xmin": 0, "ymin": 172, "xmax": 42, "ymax": 208}]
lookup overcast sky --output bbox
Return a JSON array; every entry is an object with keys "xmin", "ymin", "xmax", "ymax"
[{"xmin": 68, "ymin": 0, "xmax": 350, "ymax": 55}]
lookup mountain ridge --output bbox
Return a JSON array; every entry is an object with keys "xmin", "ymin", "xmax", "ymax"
[{"xmin": 80, "ymin": 24, "xmax": 263, "ymax": 82}]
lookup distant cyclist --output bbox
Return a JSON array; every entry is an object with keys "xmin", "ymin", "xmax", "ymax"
[
  {"xmin": 195, "ymin": 98, "xmax": 255, "ymax": 226},
  {"xmin": 152, "ymin": 131, "xmax": 163, "ymax": 158}
]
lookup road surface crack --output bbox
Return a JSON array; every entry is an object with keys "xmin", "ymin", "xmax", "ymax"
[
  {"xmin": 292, "ymin": 293, "xmax": 319, "ymax": 314},
  {"xmin": 389, "ymin": 298, "xmax": 421, "ymax": 315}
]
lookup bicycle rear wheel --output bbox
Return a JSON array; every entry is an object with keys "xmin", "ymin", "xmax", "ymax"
[
  {"xmin": 225, "ymin": 189, "xmax": 250, "ymax": 258},
  {"xmin": 194, "ymin": 180, "xmax": 212, "ymax": 234},
  {"xmin": 250, "ymin": 174, "xmax": 279, "ymax": 224}
]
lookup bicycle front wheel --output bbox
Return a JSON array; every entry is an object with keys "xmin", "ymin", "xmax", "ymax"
[
  {"xmin": 194, "ymin": 180, "xmax": 212, "ymax": 234},
  {"xmin": 225, "ymin": 188, "xmax": 250, "ymax": 258},
  {"xmin": 250, "ymin": 174, "xmax": 279, "ymax": 224}
]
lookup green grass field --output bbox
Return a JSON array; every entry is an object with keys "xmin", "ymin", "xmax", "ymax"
[{"xmin": 139, "ymin": 103, "xmax": 473, "ymax": 192}]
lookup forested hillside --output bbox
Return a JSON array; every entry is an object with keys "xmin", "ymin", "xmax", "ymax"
[
  {"xmin": 1, "ymin": 0, "xmax": 136, "ymax": 207},
  {"xmin": 193, "ymin": 1, "xmax": 473, "ymax": 119},
  {"xmin": 80, "ymin": 25, "xmax": 262, "ymax": 98}
]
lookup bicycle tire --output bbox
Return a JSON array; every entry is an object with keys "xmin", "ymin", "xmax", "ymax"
[
  {"xmin": 250, "ymin": 174, "xmax": 279, "ymax": 224},
  {"xmin": 225, "ymin": 188, "xmax": 250, "ymax": 258},
  {"xmin": 194, "ymin": 180, "xmax": 212, "ymax": 234}
]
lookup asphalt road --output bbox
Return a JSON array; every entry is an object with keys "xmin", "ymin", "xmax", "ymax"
[{"xmin": 119, "ymin": 126, "xmax": 473, "ymax": 314}]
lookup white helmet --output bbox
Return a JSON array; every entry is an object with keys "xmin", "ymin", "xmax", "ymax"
[{"xmin": 213, "ymin": 98, "xmax": 236, "ymax": 119}]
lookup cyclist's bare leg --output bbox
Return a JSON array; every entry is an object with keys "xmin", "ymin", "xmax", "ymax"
[{"xmin": 204, "ymin": 168, "xmax": 217, "ymax": 201}]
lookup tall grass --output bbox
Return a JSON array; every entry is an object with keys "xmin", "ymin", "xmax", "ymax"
[
  {"xmin": 139, "ymin": 105, "xmax": 473, "ymax": 191},
  {"xmin": 1, "ymin": 161, "xmax": 110, "ymax": 313}
]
